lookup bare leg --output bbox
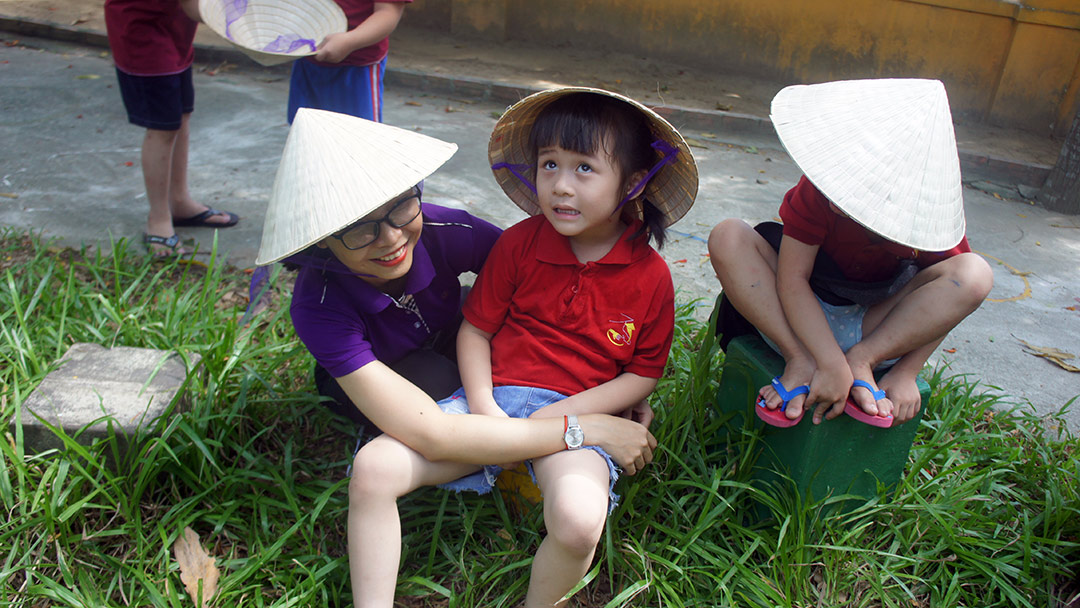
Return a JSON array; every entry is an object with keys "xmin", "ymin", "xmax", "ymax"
[
  {"xmin": 348, "ymin": 434, "xmax": 479, "ymax": 608},
  {"xmin": 168, "ymin": 113, "xmax": 235, "ymax": 224},
  {"xmin": 142, "ymin": 126, "xmax": 181, "ymax": 239},
  {"xmin": 846, "ymin": 252, "xmax": 993, "ymax": 422},
  {"xmin": 708, "ymin": 219, "xmax": 816, "ymax": 419},
  {"xmin": 525, "ymin": 450, "xmax": 610, "ymax": 607}
]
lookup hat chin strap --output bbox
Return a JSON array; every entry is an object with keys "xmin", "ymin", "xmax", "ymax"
[
  {"xmin": 615, "ymin": 139, "xmax": 678, "ymax": 211},
  {"xmin": 491, "ymin": 140, "xmax": 679, "ymax": 214}
]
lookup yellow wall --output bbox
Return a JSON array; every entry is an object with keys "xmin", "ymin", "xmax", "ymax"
[{"xmin": 406, "ymin": 0, "xmax": 1080, "ymax": 136}]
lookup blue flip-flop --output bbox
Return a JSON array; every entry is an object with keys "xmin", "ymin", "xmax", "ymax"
[
  {"xmin": 844, "ymin": 379, "xmax": 894, "ymax": 428},
  {"xmin": 755, "ymin": 376, "xmax": 809, "ymax": 427}
]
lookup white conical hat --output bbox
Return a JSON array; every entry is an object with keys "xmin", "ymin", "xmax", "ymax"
[
  {"xmin": 255, "ymin": 109, "xmax": 458, "ymax": 265},
  {"xmin": 770, "ymin": 78, "xmax": 965, "ymax": 251},
  {"xmin": 198, "ymin": 0, "xmax": 346, "ymax": 66},
  {"xmin": 489, "ymin": 87, "xmax": 698, "ymax": 227}
]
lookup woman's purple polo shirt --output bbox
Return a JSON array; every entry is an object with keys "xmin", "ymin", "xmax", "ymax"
[{"xmin": 288, "ymin": 204, "xmax": 502, "ymax": 378}]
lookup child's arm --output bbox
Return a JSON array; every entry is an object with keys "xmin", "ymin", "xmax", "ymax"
[
  {"xmin": 775, "ymin": 237, "xmax": 852, "ymax": 420},
  {"xmin": 315, "ymin": 2, "xmax": 406, "ymax": 63},
  {"xmin": 179, "ymin": 0, "xmax": 200, "ymax": 22},
  {"xmin": 527, "ymin": 373, "xmax": 658, "ymax": 420},
  {"xmin": 457, "ymin": 319, "xmax": 507, "ymax": 418}
]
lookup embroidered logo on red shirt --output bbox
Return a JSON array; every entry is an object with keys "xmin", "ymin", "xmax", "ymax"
[{"xmin": 606, "ymin": 313, "xmax": 637, "ymax": 347}]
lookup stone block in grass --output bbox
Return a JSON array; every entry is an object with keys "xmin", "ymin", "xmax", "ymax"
[{"xmin": 13, "ymin": 343, "xmax": 201, "ymax": 458}]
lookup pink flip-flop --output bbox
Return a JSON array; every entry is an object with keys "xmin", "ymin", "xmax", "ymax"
[
  {"xmin": 755, "ymin": 377, "xmax": 808, "ymax": 428},
  {"xmin": 844, "ymin": 379, "xmax": 894, "ymax": 428}
]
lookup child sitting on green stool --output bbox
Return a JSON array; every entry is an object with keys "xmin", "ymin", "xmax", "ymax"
[{"xmin": 708, "ymin": 79, "xmax": 993, "ymax": 428}]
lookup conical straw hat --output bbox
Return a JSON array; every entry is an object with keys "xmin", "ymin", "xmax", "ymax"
[
  {"xmin": 770, "ymin": 78, "xmax": 965, "ymax": 251},
  {"xmin": 256, "ymin": 108, "xmax": 458, "ymax": 265},
  {"xmin": 198, "ymin": 0, "xmax": 346, "ymax": 66},
  {"xmin": 488, "ymin": 87, "xmax": 698, "ymax": 227}
]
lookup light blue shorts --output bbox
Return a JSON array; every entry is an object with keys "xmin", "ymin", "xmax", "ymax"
[
  {"xmin": 760, "ymin": 295, "xmax": 900, "ymax": 370},
  {"xmin": 436, "ymin": 386, "xmax": 620, "ymax": 511}
]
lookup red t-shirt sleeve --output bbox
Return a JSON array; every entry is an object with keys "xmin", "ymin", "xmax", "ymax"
[
  {"xmin": 462, "ymin": 228, "xmax": 520, "ymax": 335},
  {"xmin": 622, "ymin": 260, "xmax": 675, "ymax": 379},
  {"xmin": 778, "ymin": 176, "xmax": 830, "ymax": 246}
]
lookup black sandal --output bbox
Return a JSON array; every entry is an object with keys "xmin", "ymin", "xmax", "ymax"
[
  {"xmin": 173, "ymin": 208, "xmax": 240, "ymax": 228},
  {"xmin": 143, "ymin": 233, "xmax": 190, "ymax": 258}
]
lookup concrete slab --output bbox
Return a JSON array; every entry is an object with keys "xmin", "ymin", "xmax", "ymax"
[{"xmin": 15, "ymin": 343, "xmax": 202, "ymax": 455}]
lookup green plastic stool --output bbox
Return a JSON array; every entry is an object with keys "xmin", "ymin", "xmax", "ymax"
[{"xmin": 715, "ymin": 334, "xmax": 928, "ymax": 512}]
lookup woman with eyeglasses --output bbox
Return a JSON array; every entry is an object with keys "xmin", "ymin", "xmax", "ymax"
[{"xmin": 255, "ymin": 109, "xmax": 656, "ymax": 477}]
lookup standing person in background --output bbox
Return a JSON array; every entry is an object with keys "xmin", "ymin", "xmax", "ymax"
[
  {"xmin": 287, "ymin": 0, "xmax": 411, "ymax": 123},
  {"xmin": 105, "ymin": 0, "xmax": 240, "ymax": 257}
]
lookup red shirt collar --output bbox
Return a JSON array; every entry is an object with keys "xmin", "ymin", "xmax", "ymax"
[{"xmin": 534, "ymin": 217, "xmax": 651, "ymax": 266}]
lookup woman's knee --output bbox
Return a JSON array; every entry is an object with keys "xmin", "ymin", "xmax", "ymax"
[{"xmin": 349, "ymin": 442, "xmax": 405, "ymax": 502}]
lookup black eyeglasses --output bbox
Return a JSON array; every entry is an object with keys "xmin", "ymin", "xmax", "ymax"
[{"xmin": 331, "ymin": 188, "xmax": 422, "ymax": 250}]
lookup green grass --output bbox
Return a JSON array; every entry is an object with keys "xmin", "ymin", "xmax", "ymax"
[{"xmin": 1, "ymin": 229, "xmax": 1077, "ymax": 607}]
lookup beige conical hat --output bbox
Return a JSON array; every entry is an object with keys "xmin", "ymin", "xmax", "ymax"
[
  {"xmin": 488, "ymin": 87, "xmax": 698, "ymax": 227},
  {"xmin": 770, "ymin": 78, "xmax": 965, "ymax": 251},
  {"xmin": 255, "ymin": 109, "xmax": 458, "ymax": 265},
  {"xmin": 198, "ymin": 0, "xmax": 346, "ymax": 66}
]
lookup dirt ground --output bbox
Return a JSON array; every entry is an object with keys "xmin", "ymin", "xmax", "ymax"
[{"xmin": 2, "ymin": 0, "xmax": 1063, "ymax": 167}]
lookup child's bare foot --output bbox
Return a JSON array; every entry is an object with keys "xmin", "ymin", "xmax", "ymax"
[
  {"xmin": 847, "ymin": 360, "xmax": 894, "ymax": 419},
  {"xmin": 757, "ymin": 356, "xmax": 815, "ymax": 420},
  {"xmin": 877, "ymin": 369, "xmax": 922, "ymax": 423}
]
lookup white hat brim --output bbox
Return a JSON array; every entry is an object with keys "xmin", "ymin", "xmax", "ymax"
[
  {"xmin": 771, "ymin": 78, "xmax": 965, "ymax": 251},
  {"xmin": 488, "ymin": 87, "xmax": 698, "ymax": 228},
  {"xmin": 256, "ymin": 109, "xmax": 458, "ymax": 265},
  {"xmin": 198, "ymin": 0, "xmax": 347, "ymax": 66}
]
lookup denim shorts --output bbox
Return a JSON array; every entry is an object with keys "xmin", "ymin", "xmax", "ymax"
[
  {"xmin": 760, "ymin": 295, "xmax": 900, "ymax": 370},
  {"xmin": 436, "ymin": 385, "xmax": 620, "ymax": 511}
]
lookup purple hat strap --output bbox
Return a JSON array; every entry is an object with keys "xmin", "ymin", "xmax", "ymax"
[
  {"xmin": 617, "ymin": 139, "xmax": 679, "ymax": 209},
  {"xmin": 224, "ymin": 0, "xmax": 316, "ymax": 53},
  {"xmin": 489, "ymin": 162, "xmax": 538, "ymax": 195},
  {"xmin": 490, "ymin": 139, "xmax": 679, "ymax": 209}
]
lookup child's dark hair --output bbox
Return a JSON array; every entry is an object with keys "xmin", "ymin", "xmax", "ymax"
[{"xmin": 528, "ymin": 93, "xmax": 668, "ymax": 248}]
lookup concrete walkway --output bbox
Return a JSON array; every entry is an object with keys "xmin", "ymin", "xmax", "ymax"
[{"xmin": 1, "ymin": 6, "xmax": 1077, "ymax": 433}]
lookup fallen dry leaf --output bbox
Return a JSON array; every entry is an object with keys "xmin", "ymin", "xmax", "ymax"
[
  {"xmin": 404, "ymin": 101, "xmax": 422, "ymax": 106},
  {"xmin": 943, "ymin": 348, "xmax": 957, "ymax": 353},
  {"xmin": 1017, "ymin": 338, "xmax": 1080, "ymax": 373},
  {"xmin": 173, "ymin": 527, "xmax": 219, "ymax": 608},
  {"xmin": 0, "ymin": 193, "xmax": 18, "ymax": 199},
  {"xmin": 683, "ymin": 137, "xmax": 710, "ymax": 149}
]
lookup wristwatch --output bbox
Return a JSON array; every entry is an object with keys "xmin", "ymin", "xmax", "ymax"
[{"xmin": 563, "ymin": 415, "xmax": 584, "ymax": 450}]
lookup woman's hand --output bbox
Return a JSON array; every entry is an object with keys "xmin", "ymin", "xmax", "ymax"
[
  {"xmin": 619, "ymin": 399, "xmax": 655, "ymax": 429},
  {"xmin": 579, "ymin": 414, "xmax": 656, "ymax": 475}
]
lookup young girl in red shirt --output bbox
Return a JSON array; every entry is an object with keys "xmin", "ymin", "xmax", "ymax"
[{"xmin": 347, "ymin": 87, "xmax": 698, "ymax": 607}]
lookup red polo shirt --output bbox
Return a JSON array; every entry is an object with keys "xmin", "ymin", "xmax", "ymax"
[
  {"xmin": 306, "ymin": 0, "xmax": 413, "ymax": 68},
  {"xmin": 104, "ymin": 0, "xmax": 197, "ymax": 76},
  {"xmin": 780, "ymin": 176, "xmax": 971, "ymax": 282},
  {"xmin": 464, "ymin": 215, "xmax": 674, "ymax": 397}
]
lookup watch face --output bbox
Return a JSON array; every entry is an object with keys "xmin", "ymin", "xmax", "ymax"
[{"xmin": 566, "ymin": 426, "xmax": 585, "ymax": 449}]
